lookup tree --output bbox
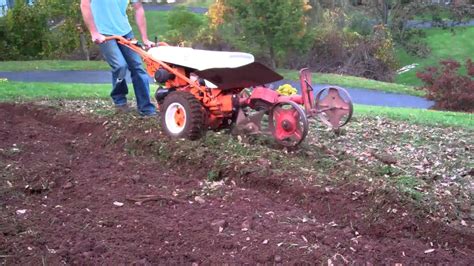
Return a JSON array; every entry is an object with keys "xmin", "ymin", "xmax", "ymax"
[
  {"xmin": 165, "ymin": 7, "xmax": 205, "ymax": 45},
  {"xmin": 6, "ymin": 0, "xmax": 14, "ymax": 8},
  {"xmin": 0, "ymin": 0, "xmax": 93, "ymax": 60},
  {"xmin": 219, "ymin": 0, "xmax": 312, "ymax": 69},
  {"xmin": 49, "ymin": 0, "xmax": 92, "ymax": 60},
  {"xmin": 391, "ymin": 1, "xmax": 473, "ymax": 45},
  {"xmin": 369, "ymin": 0, "xmax": 405, "ymax": 25},
  {"xmin": 2, "ymin": 1, "xmax": 52, "ymax": 60}
]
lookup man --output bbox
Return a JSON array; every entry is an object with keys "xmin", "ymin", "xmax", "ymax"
[{"xmin": 80, "ymin": 0, "xmax": 156, "ymax": 116}]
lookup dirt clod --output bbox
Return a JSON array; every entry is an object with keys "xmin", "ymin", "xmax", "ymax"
[
  {"xmin": 210, "ymin": 219, "xmax": 228, "ymax": 232},
  {"xmin": 62, "ymin": 181, "xmax": 74, "ymax": 189},
  {"xmin": 241, "ymin": 217, "xmax": 253, "ymax": 231}
]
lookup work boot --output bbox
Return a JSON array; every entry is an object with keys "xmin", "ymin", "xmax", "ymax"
[
  {"xmin": 115, "ymin": 104, "xmax": 131, "ymax": 114},
  {"xmin": 139, "ymin": 111, "xmax": 158, "ymax": 119}
]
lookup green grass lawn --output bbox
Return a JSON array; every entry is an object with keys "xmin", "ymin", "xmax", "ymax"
[
  {"xmin": 355, "ymin": 104, "xmax": 473, "ymax": 129},
  {"xmin": 414, "ymin": 9, "xmax": 452, "ymax": 21},
  {"xmin": 132, "ymin": 11, "xmax": 172, "ymax": 41},
  {"xmin": 1, "ymin": 81, "xmax": 471, "ymax": 129},
  {"xmin": 0, "ymin": 60, "xmax": 109, "ymax": 72},
  {"xmin": 178, "ymin": 0, "xmax": 214, "ymax": 8},
  {"xmin": 396, "ymin": 26, "xmax": 474, "ymax": 86},
  {"xmin": 131, "ymin": 10, "xmax": 208, "ymax": 42},
  {"xmin": 0, "ymin": 81, "xmax": 112, "ymax": 101}
]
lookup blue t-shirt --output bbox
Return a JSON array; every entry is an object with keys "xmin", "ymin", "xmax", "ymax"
[{"xmin": 91, "ymin": 0, "xmax": 138, "ymax": 36}]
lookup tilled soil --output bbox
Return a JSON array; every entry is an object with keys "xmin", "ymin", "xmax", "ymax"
[{"xmin": 0, "ymin": 103, "xmax": 472, "ymax": 264}]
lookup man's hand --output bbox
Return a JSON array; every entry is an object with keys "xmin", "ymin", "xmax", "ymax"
[
  {"xmin": 134, "ymin": 2, "xmax": 153, "ymax": 49},
  {"xmin": 81, "ymin": 0, "xmax": 104, "ymax": 44},
  {"xmin": 92, "ymin": 32, "xmax": 106, "ymax": 44},
  {"xmin": 142, "ymin": 39, "xmax": 155, "ymax": 49}
]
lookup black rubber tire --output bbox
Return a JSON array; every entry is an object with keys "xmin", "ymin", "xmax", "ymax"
[{"xmin": 160, "ymin": 91, "xmax": 204, "ymax": 140}]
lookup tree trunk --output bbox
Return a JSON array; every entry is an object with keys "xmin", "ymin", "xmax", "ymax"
[
  {"xmin": 79, "ymin": 32, "xmax": 90, "ymax": 61},
  {"xmin": 269, "ymin": 46, "xmax": 277, "ymax": 69}
]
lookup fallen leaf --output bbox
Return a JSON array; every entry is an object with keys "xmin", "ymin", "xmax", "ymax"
[
  {"xmin": 16, "ymin": 209, "xmax": 27, "ymax": 215},
  {"xmin": 113, "ymin": 201, "xmax": 124, "ymax": 207},
  {"xmin": 424, "ymin": 248, "xmax": 435, "ymax": 254}
]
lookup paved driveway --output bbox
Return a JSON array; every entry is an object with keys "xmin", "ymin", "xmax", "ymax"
[{"xmin": 0, "ymin": 70, "xmax": 434, "ymax": 109}]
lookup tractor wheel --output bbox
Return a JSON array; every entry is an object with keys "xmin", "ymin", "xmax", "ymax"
[
  {"xmin": 160, "ymin": 91, "xmax": 204, "ymax": 140},
  {"xmin": 269, "ymin": 100, "xmax": 309, "ymax": 147}
]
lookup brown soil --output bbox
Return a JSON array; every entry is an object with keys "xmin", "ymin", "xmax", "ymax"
[{"xmin": 0, "ymin": 103, "xmax": 472, "ymax": 265}]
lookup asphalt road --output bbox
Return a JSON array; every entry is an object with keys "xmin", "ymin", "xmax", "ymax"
[{"xmin": 0, "ymin": 70, "xmax": 434, "ymax": 109}]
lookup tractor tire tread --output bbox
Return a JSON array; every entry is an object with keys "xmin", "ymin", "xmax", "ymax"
[{"xmin": 161, "ymin": 91, "xmax": 204, "ymax": 141}]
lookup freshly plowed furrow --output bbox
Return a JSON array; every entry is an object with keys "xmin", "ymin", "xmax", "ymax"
[{"xmin": 0, "ymin": 103, "xmax": 472, "ymax": 265}]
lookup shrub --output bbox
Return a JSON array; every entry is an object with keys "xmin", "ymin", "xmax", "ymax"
[
  {"xmin": 416, "ymin": 59, "xmax": 474, "ymax": 112},
  {"xmin": 0, "ymin": 0, "xmax": 92, "ymax": 60},
  {"xmin": 50, "ymin": 0, "xmax": 93, "ymax": 60},
  {"xmin": 2, "ymin": 2, "xmax": 53, "ymax": 60},
  {"xmin": 403, "ymin": 39, "xmax": 431, "ymax": 58},
  {"xmin": 303, "ymin": 24, "xmax": 397, "ymax": 82},
  {"xmin": 349, "ymin": 13, "xmax": 373, "ymax": 36},
  {"xmin": 212, "ymin": 0, "xmax": 313, "ymax": 69},
  {"xmin": 165, "ymin": 7, "xmax": 205, "ymax": 45}
]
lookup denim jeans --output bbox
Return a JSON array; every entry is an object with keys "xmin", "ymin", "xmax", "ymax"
[{"xmin": 99, "ymin": 31, "xmax": 156, "ymax": 115}]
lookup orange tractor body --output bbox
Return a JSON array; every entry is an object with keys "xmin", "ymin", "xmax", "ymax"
[{"xmin": 106, "ymin": 36, "xmax": 353, "ymax": 147}]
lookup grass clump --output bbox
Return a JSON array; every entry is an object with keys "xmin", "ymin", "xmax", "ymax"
[{"xmin": 395, "ymin": 175, "xmax": 424, "ymax": 202}]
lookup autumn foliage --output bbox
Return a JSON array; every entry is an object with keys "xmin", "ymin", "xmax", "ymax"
[{"xmin": 416, "ymin": 59, "xmax": 474, "ymax": 112}]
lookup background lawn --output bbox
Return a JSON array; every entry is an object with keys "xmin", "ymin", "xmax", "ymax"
[
  {"xmin": 354, "ymin": 104, "xmax": 473, "ymax": 129},
  {"xmin": 178, "ymin": 0, "xmax": 214, "ymax": 7},
  {"xmin": 131, "ymin": 11, "xmax": 173, "ymax": 42},
  {"xmin": 0, "ymin": 81, "xmax": 111, "ymax": 101},
  {"xmin": 395, "ymin": 26, "xmax": 474, "ymax": 86},
  {"xmin": 0, "ymin": 60, "xmax": 109, "ymax": 72}
]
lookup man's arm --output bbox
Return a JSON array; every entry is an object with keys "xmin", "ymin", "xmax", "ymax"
[
  {"xmin": 133, "ymin": 1, "xmax": 154, "ymax": 47},
  {"xmin": 80, "ymin": 0, "xmax": 105, "ymax": 44}
]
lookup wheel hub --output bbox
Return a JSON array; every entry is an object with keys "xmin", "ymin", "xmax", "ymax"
[
  {"xmin": 174, "ymin": 108, "xmax": 185, "ymax": 127},
  {"xmin": 281, "ymin": 120, "xmax": 294, "ymax": 132},
  {"xmin": 269, "ymin": 101, "xmax": 309, "ymax": 147},
  {"xmin": 165, "ymin": 102, "xmax": 187, "ymax": 134}
]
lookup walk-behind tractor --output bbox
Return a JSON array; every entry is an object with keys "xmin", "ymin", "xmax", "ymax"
[{"xmin": 106, "ymin": 36, "xmax": 353, "ymax": 147}]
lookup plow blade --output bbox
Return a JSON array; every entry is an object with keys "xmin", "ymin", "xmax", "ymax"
[
  {"xmin": 194, "ymin": 62, "xmax": 283, "ymax": 90},
  {"xmin": 315, "ymin": 86, "xmax": 353, "ymax": 129},
  {"xmin": 233, "ymin": 109, "xmax": 266, "ymax": 136}
]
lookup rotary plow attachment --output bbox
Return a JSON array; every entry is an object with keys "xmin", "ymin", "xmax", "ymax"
[{"xmin": 234, "ymin": 68, "xmax": 354, "ymax": 147}]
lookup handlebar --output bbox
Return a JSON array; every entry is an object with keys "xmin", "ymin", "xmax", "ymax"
[{"xmin": 104, "ymin": 36, "xmax": 169, "ymax": 49}]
